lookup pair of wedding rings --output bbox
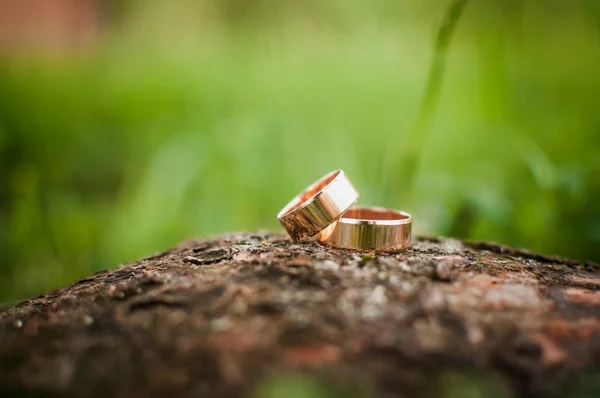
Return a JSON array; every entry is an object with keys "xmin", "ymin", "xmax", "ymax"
[{"xmin": 277, "ymin": 170, "xmax": 411, "ymax": 252}]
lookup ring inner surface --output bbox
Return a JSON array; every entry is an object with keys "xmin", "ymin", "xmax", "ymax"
[
  {"xmin": 280, "ymin": 170, "xmax": 340, "ymax": 216},
  {"xmin": 343, "ymin": 208, "xmax": 408, "ymax": 221}
]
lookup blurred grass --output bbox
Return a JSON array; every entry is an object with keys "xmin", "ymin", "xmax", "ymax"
[
  {"xmin": 1, "ymin": 0, "xmax": 600, "ymax": 301},
  {"xmin": 252, "ymin": 373, "xmax": 371, "ymax": 398}
]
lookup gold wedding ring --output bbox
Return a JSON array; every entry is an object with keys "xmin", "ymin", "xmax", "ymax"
[
  {"xmin": 277, "ymin": 170, "xmax": 359, "ymax": 241},
  {"xmin": 317, "ymin": 206, "xmax": 411, "ymax": 252}
]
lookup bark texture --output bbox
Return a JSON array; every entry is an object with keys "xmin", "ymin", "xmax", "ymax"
[{"xmin": 1, "ymin": 233, "xmax": 600, "ymax": 398}]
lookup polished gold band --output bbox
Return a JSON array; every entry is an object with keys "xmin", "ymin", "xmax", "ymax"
[
  {"xmin": 317, "ymin": 206, "xmax": 411, "ymax": 252},
  {"xmin": 277, "ymin": 170, "xmax": 359, "ymax": 241}
]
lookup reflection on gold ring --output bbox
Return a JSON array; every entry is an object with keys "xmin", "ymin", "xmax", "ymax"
[
  {"xmin": 317, "ymin": 206, "xmax": 411, "ymax": 252},
  {"xmin": 277, "ymin": 170, "xmax": 359, "ymax": 241}
]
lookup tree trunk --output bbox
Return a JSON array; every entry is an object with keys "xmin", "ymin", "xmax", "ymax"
[{"xmin": 1, "ymin": 233, "xmax": 599, "ymax": 397}]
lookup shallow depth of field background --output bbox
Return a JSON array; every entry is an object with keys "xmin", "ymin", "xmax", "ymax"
[{"xmin": 1, "ymin": 0, "xmax": 599, "ymax": 302}]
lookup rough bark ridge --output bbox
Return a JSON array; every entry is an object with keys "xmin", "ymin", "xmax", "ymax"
[{"xmin": 1, "ymin": 233, "xmax": 600, "ymax": 398}]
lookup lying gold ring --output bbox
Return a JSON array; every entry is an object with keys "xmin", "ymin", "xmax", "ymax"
[
  {"xmin": 317, "ymin": 206, "xmax": 411, "ymax": 252},
  {"xmin": 277, "ymin": 170, "xmax": 359, "ymax": 241}
]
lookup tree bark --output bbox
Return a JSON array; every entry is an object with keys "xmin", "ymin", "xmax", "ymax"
[{"xmin": 1, "ymin": 233, "xmax": 599, "ymax": 397}]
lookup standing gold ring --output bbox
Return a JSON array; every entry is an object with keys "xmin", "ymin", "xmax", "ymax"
[
  {"xmin": 317, "ymin": 206, "xmax": 411, "ymax": 252},
  {"xmin": 277, "ymin": 170, "xmax": 359, "ymax": 241}
]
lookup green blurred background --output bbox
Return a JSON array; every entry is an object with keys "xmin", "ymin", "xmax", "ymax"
[{"xmin": 1, "ymin": 0, "xmax": 599, "ymax": 302}]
